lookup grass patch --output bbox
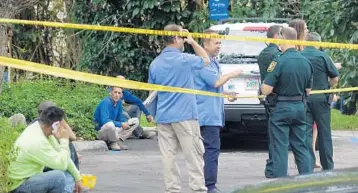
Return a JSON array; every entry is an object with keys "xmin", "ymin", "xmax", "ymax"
[
  {"xmin": 140, "ymin": 114, "xmax": 156, "ymax": 127},
  {"xmin": 331, "ymin": 109, "xmax": 358, "ymax": 130}
]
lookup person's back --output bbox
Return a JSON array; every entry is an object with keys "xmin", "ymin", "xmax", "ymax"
[
  {"xmin": 274, "ymin": 49, "xmax": 313, "ymax": 98},
  {"xmin": 261, "ymin": 26, "xmax": 312, "ymax": 178},
  {"xmin": 149, "ymin": 46, "xmax": 204, "ymax": 123},
  {"xmin": 301, "ymin": 47, "xmax": 338, "ymax": 95},
  {"xmin": 8, "ymin": 106, "xmax": 81, "ymax": 193},
  {"xmin": 148, "ymin": 24, "xmax": 210, "ymax": 193},
  {"xmin": 300, "ymin": 32, "xmax": 339, "ymax": 172}
]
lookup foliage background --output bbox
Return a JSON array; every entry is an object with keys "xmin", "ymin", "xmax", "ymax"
[{"xmin": 0, "ymin": 80, "xmax": 107, "ymax": 140}]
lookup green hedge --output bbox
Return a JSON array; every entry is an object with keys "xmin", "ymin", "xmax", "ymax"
[
  {"xmin": 0, "ymin": 80, "xmax": 108, "ymax": 140},
  {"xmin": 0, "ymin": 117, "xmax": 23, "ymax": 193}
]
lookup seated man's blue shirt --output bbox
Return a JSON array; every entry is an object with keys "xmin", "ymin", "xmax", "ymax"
[
  {"xmin": 148, "ymin": 47, "xmax": 204, "ymax": 124},
  {"xmin": 194, "ymin": 58, "xmax": 224, "ymax": 127},
  {"xmin": 105, "ymin": 88, "xmax": 151, "ymax": 116},
  {"xmin": 94, "ymin": 96, "xmax": 126, "ymax": 130},
  {"xmin": 122, "ymin": 90, "xmax": 151, "ymax": 116}
]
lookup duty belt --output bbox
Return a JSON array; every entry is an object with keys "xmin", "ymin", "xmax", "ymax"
[{"xmin": 277, "ymin": 95, "xmax": 303, "ymax": 101}]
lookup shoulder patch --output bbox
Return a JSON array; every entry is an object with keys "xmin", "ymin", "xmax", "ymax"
[{"xmin": 267, "ymin": 61, "xmax": 277, "ymax": 72}]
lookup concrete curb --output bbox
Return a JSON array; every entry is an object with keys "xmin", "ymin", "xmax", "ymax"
[
  {"xmin": 73, "ymin": 127, "xmax": 157, "ymax": 152},
  {"xmin": 72, "ymin": 140, "xmax": 109, "ymax": 152}
]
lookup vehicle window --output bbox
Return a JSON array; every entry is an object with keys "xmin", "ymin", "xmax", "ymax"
[{"xmin": 218, "ymin": 30, "xmax": 268, "ymax": 64}]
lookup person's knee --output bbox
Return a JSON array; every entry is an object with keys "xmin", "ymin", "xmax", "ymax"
[
  {"xmin": 50, "ymin": 170, "xmax": 67, "ymax": 188},
  {"xmin": 102, "ymin": 121, "xmax": 116, "ymax": 129},
  {"xmin": 128, "ymin": 118, "xmax": 139, "ymax": 126}
]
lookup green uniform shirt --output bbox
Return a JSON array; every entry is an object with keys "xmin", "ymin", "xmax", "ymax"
[
  {"xmin": 258, "ymin": 43, "xmax": 282, "ymax": 82},
  {"xmin": 301, "ymin": 46, "xmax": 339, "ymax": 92},
  {"xmin": 7, "ymin": 121, "xmax": 81, "ymax": 191},
  {"xmin": 264, "ymin": 48, "xmax": 313, "ymax": 96}
]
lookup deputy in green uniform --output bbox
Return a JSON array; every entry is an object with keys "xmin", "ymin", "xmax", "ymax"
[
  {"xmin": 261, "ymin": 26, "xmax": 313, "ymax": 177},
  {"xmin": 301, "ymin": 32, "xmax": 339, "ymax": 171},
  {"xmin": 257, "ymin": 25, "xmax": 283, "ymax": 178}
]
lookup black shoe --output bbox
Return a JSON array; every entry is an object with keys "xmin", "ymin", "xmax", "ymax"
[{"xmin": 208, "ymin": 188, "xmax": 222, "ymax": 193}]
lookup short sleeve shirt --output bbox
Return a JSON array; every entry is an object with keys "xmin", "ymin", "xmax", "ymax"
[
  {"xmin": 148, "ymin": 47, "xmax": 204, "ymax": 123},
  {"xmin": 257, "ymin": 43, "xmax": 282, "ymax": 82},
  {"xmin": 264, "ymin": 48, "xmax": 313, "ymax": 96},
  {"xmin": 194, "ymin": 58, "xmax": 224, "ymax": 127},
  {"xmin": 301, "ymin": 46, "xmax": 339, "ymax": 90}
]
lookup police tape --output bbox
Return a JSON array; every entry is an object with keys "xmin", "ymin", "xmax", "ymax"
[
  {"xmin": 0, "ymin": 56, "xmax": 357, "ymax": 99},
  {"xmin": 0, "ymin": 18, "xmax": 358, "ymax": 50}
]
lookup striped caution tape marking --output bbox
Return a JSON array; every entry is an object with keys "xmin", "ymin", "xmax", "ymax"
[
  {"xmin": 0, "ymin": 18, "xmax": 358, "ymax": 50},
  {"xmin": 0, "ymin": 56, "xmax": 357, "ymax": 98}
]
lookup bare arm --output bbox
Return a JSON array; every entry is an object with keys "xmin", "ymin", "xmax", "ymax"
[
  {"xmin": 182, "ymin": 29, "xmax": 210, "ymax": 66},
  {"xmin": 329, "ymin": 77, "xmax": 339, "ymax": 87},
  {"xmin": 214, "ymin": 70, "xmax": 243, "ymax": 88},
  {"xmin": 261, "ymin": 84, "xmax": 274, "ymax": 95}
]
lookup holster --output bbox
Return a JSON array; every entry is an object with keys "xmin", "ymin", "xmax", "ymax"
[{"xmin": 265, "ymin": 94, "xmax": 277, "ymax": 113}]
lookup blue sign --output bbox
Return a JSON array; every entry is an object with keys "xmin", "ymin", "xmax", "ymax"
[
  {"xmin": 209, "ymin": 9, "xmax": 229, "ymax": 21},
  {"xmin": 209, "ymin": 0, "xmax": 229, "ymax": 9},
  {"xmin": 209, "ymin": 0, "xmax": 229, "ymax": 21}
]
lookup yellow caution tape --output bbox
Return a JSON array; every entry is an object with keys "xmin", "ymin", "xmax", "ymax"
[
  {"xmin": 0, "ymin": 18, "xmax": 358, "ymax": 50},
  {"xmin": 0, "ymin": 56, "xmax": 357, "ymax": 98},
  {"xmin": 0, "ymin": 56, "xmax": 231, "ymax": 98}
]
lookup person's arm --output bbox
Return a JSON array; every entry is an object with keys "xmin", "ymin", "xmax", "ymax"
[
  {"xmin": 199, "ymin": 66, "xmax": 243, "ymax": 88},
  {"xmin": 213, "ymin": 70, "xmax": 243, "ymax": 88},
  {"xmin": 122, "ymin": 90, "xmax": 150, "ymax": 116},
  {"xmin": 67, "ymin": 158, "xmax": 81, "ymax": 182},
  {"xmin": 182, "ymin": 29, "xmax": 210, "ymax": 66},
  {"xmin": 26, "ymin": 138, "xmax": 70, "ymax": 171},
  {"xmin": 324, "ymin": 55, "xmax": 340, "ymax": 87},
  {"xmin": 306, "ymin": 62, "xmax": 314, "ymax": 96},
  {"xmin": 261, "ymin": 60, "xmax": 280, "ymax": 95},
  {"xmin": 99, "ymin": 101, "xmax": 123, "ymax": 128}
]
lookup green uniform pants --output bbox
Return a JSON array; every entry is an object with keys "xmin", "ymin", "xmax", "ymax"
[
  {"xmin": 306, "ymin": 99, "xmax": 334, "ymax": 171},
  {"xmin": 269, "ymin": 101, "xmax": 312, "ymax": 177}
]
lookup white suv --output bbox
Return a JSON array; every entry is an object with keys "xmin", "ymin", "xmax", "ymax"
[{"xmin": 209, "ymin": 20, "xmax": 288, "ymax": 135}]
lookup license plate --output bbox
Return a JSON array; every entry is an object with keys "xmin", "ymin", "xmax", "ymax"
[{"xmin": 245, "ymin": 78, "xmax": 259, "ymax": 90}]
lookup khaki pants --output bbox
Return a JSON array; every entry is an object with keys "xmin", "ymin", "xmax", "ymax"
[
  {"xmin": 97, "ymin": 118, "xmax": 139, "ymax": 142},
  {"xmin": 158, "ymin": 120, "xmax": 207, "ymax": 193}
]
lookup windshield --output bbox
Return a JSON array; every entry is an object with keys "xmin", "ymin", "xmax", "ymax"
[
  {"xmin": 218, "ymin": 29, "xmax": 268, "ymax": 64},
  {"xmin": 219, "ymin": 30, "xmax": 268, "ymax": 56}
]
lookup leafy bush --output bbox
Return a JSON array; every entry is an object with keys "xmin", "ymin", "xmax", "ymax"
[
  {"xmin": 0, "ymin": 117, "xmax": 23, "ymax": 193},
  {"xmin": 0, "ymin": 80, "xmax": 108, "ymax": 140}
]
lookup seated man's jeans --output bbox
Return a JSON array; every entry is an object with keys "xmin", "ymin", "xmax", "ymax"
[
  {"xmin": 11, "ymin": 170, "xmax": 75, "ymax": 193},
  {"xmin": 123, "ymin": 105, "xmax": 144, "ymax": 137}
]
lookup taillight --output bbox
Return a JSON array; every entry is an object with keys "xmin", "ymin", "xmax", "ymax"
[{"xmin": 242, "ymin": 26, "xmax": 268, "ymax": 31}]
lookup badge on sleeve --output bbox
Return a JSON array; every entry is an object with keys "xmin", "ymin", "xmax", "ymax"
[{"xmin": 267, "ymin": 61, "xmax": 277, "ymax": 72}]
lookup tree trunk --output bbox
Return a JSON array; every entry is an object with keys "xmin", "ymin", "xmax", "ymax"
[{"xmin": 0, "ymin": 9, "xmax": 15, "ymax": 94}]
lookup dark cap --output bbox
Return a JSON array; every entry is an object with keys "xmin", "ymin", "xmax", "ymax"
[{"xmin": 38, "ymin": 101, "xmax": 56, "ymax": 114}]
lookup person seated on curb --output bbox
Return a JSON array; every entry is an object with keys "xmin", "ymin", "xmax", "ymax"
[
  {"xmin": 7, "ymin": 106, "xmax": 83, "ymax": 193},
  {"xmin": 116, "ymin": 75, "xmax": 156, "ymax": 139},
  {"xmin": 94, "ymin": 86, "xmax": 140, "ymax": 150},
  {"xmin": 32, "ymin": 101, "xmax": 81, "ymax": 172}
]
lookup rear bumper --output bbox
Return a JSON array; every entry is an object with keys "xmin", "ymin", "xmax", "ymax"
[{"xmin": 224, "ymin": 104, "xmax": 266, "ymax": 122}]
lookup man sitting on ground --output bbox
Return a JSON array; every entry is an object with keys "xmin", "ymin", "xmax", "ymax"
[
  {"xmin": 117, "ymin": 75, "xmax": 156, "ymax": 139},
  {"xmin": 8, "ymin": 106, "xmax": 83, "ymax": 193},
  {"xmin": 33, "ymin": 101, "xmax": 80, "ymax": 172},
  {"xmin": 94, "ymin": 86, "xmax": 139, "ymax": 150}
]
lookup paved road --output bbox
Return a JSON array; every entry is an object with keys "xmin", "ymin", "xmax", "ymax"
[{"xmin": 79, "ymin": 131, "xmax": 358, "ymax": 193}]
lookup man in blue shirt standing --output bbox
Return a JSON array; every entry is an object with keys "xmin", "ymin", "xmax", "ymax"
[
  {"xmin": 148, "ymin": 24, "xmax": 210, "ymax": 193},
  {"xmin": 94, "ymin": 86, "xmax": 139, "ymax": 151},
  {"xmin": 194, "ymin": 29, "xmax": 242, "ymax": 193}
]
